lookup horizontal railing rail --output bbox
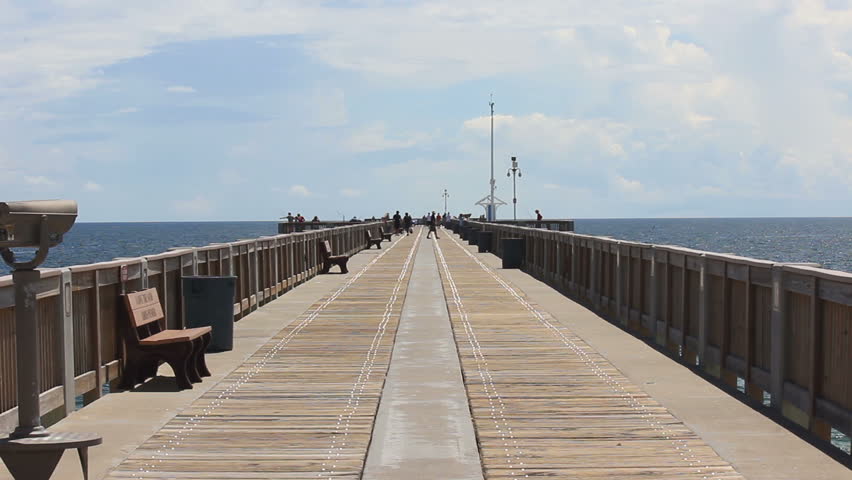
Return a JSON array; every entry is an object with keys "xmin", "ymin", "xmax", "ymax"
[
  {"xmin": 458, "ymin": 220, "xmax": 851, "ymax": 448},
  {"xmin": 278, "ymin": 220, "xmax": 380, "ymax": 234},
  {"xmin": 0, "ymin": 221, "xmax": 384, "ymax": 434},
  {"xmin": 490, "ymin": 218, "xmax": 575, "ymax": 231}
]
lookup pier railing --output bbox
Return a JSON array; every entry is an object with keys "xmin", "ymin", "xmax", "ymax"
[
  {"xmin": 491, "ymin": 218, "xmax": 575, "ymax": 231},
  {"xmin": 278, "ymin": 220, "xmax": 377, "ymax": 234},
  {"xmin": 0, "ymin": 222, "xmax": 382, "ymax": 433},
  {"xmin": 462, "ymin": 220, "xmax": 851, "ymax": 446}
]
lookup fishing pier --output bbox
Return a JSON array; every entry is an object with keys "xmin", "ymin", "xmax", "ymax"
[{"xmin": 0, "ymin": 221, "xmax": 849, "ymax": 479}]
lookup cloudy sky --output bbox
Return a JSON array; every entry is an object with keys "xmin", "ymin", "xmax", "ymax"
[{"xmin": 1, "ymin": 1, "xmax": 850, "ymax": 221}]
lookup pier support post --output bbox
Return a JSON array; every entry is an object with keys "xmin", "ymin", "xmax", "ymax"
[
  {"xmin": 615, "ymin": 242, "xmax": 625, "ymax": 326},
  {"xmin": 253, "ymin": 241, "xmax": 260, "ymax": 310},
  {"xmin": 272, "ymin": 239, "xmax": 280, "ymax": 299},
  {"xmin": 698, "ymin": 254, "xmax": 708, "ymax": 368},
  {"xmin": 769, "ymin": 265, "xmax": 786, "ymax": 411},
  {"xmin": 58, "ymin": 268, "xmax": 76, "ymax": 417},
  {"xmin": 649, "ymin": 247, "xmax": 658, "ymax": 341},
  {"xmin": 140, "ymin": 258, "xmax": 149, "ymax": 290},
  {"xmin": 590, "ymin": 241, "xmax": 599, "ymax": 310}
]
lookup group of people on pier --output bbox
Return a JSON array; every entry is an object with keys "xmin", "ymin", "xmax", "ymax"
[{"xmin": 387, "ymin": 210, "xmax": 452, "ymax": 239}]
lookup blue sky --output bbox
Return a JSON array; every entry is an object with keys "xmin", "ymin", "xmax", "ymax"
[{"xmin": 1, "ymin": 0, "xmax": 851, "ymax": 221}]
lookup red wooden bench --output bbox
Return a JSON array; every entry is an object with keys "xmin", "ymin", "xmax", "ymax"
[
  {"xmin": 121, "ymin": 288, "xmax": 212, "ymax": 390},
  {"xmin": 319, "ymin": 240, "xmax": 349, "ymax": 274},
  {"xmin": 366, "ymin": 230, "xmax": 383, "ymax": 249}
]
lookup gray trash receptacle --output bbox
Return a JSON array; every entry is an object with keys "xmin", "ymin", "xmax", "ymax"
[
  {"xmin": 478, "ymin": 231, "xmax": 493, "ymax": 253},
  {"xmin": 182, "ymin": 276, "xmax": 237, "ymax": 351},
  {"xmin": 502, "ymin": 238, "xmax": 525, "ymax": 269},
  {"xmin": 468, "ymin": 229, "xmax": 479, "ymax": 246}
]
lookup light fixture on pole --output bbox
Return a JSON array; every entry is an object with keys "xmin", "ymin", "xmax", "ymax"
[
  {"xmin": 475, "ymin": 95, "xmax": 506, "ymax": 220},
  {"xmin": 442, "ymin": 189, "xmax": 449, "ymax": 217},
  {"xmin": 506, "ymin": 156, "xmax": 521, "ymax": 220}
]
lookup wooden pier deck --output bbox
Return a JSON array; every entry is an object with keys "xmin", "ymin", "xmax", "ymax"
[
  {"xmin": 106, "ymin": 232, "xmax": 422, "ymax": 479},
  {"xmin": 435, "ymin": 234, "xmax": 743, "ymax": 479},
  {"xmin": 23, "ymin": 226, "xmax": 845, "ymax": 480}
]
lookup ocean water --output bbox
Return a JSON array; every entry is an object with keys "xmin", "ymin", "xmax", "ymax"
[
  {"xmin": 1, "ymin": 221, "xmax": 279, "ymax": 276},
  {"xmin": 1, "ymin": 218, "xmax": 850, "ymax": 276},
  {"xmin": 575, "ymin": 217, "xmax": 852, "ymax": 273}
]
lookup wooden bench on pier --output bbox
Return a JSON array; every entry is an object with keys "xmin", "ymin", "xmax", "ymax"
[
  {"xmin": 121, "ymin": 288, "xmax": 212, "ymax": 390},
  {"xmin": 319, "ymin": 240, "xmax": 350, "ymax": 274},
  {"xmin": 381, "ymin": 226, "xmax": 393, "ymax": 241},
  {"xmin": 366, "ymin": 230, "xmax": 383, "ymax": 249}
]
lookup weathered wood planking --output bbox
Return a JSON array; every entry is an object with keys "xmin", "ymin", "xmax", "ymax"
[
  {"xmin": 435, "ymin": 235, "xmax": 745, "ymax": 480},
  {"xmin": 105, "ymin": 232, "xmax": 420, "ymax": 479}
]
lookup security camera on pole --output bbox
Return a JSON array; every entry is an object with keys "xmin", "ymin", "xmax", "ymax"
[
  {"xmin": 506, "ymin": 156, "xmax": 522, "ymax": 220},
  {"xmin": 442, "ymin": 189, "xmax": 449, "ymax": 218}
]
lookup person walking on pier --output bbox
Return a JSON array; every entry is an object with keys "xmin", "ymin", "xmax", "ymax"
[
  {"xmin": 403, "ymin": 212, "xmax": 413, "ymax": 234},
  {"xmin": 426, "ymin": 211, "xmax": 440, "ymax": 239},
  {"xmin": 393, "ymin": 211, "xmax": 402, "ymax": 234}
]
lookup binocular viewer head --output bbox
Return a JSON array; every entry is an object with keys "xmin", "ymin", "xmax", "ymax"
[{"xmin": 0, "ymin": 200, "xmax": 78, "ymax": 249}]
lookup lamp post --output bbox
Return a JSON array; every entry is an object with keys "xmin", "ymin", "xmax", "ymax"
[
  {"xmin": 442, "ymin": 189, "xmax": 449, "ymax": 217},
  {"xmin": 488, "ymin": 97, "xmax": 495, "ymax": 221},
  {"xmin": 506, "ymin": 156, "xmax": 521, "ymax": 220}
]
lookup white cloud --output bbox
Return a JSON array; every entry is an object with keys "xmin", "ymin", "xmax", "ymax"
[
  {"xmin": 289, "ymin": 184, "xmax": 312, "ymax": 197},
  {"xmin": 173, "ymin": 195, "xmax": 213, "ymax": 216},
  {"xmin": 24, "ymin": 175, "xmax": 57, "ymax": 186},
  {"xmin": 83, "ymin": 181, "xmax": 103, "ymax": 192},
  {"xmin": 613, "ymin": 175, "xmax": 643, "ymax": 194},
  {"xmin": 340, "ymin": 188, "xmax": 362, "ymax": 197},
  {"xmin": 166, "ymin": 85, "xmax": 196, "ymax": 93},
  {"xmin": 463, "ymin": 113, "xmax": 629, "ymax": 162},
  {"xmin": 345, "ymin": 123, "xmax": 430, "ymax": 153}
]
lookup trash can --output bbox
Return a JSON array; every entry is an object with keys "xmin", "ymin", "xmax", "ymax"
[
  {"xmin": 478, "ymin": 231, "xmax": 493, "ymax": 253},
  {"xmin": 460, "ymin": 226, "xmax": 469, "ymax": 240},
  {"xmin": 501, "ymin": 238, "xmax": 525, "ymax": 269},
  {"xmin": 182, "ymin": 276, "xmax": 237, "ymax": 351},
  {"xmin": 468, "ymin": 229, "xmax": 479, "ymax": 246}
]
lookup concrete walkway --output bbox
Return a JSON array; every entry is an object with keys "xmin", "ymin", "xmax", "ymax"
[{"xmin": 363, "ymin": 236, "xmax": 483, "ymax": 480}]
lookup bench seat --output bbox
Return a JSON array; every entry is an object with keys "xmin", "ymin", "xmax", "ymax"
[{"xmin": 139, "ymin": 326, "xmax": 212, "ymax": 346}]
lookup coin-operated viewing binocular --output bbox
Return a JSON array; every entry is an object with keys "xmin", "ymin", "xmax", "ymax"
[{"xmin": 0, "ymin": 200, "xmax": 78, "ymax": 270}]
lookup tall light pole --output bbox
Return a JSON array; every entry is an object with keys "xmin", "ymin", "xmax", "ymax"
[
  {"xmin": 489, "ymin": 96, "xmax": 496, "ymax": 221},
  {"xmin": 442, "ymin": 188, "xmax": 449, "ymax": 217},
  {"xmin": 506, "ymin": 156, "xmax": 521, "ymax": 220}
]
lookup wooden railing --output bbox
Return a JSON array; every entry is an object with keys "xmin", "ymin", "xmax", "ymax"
[
  {"xmin": 278, "ymin": 220, "xmax": 381, "ymax": 234},
  {"xmin": 0, "ymin": 222, "xmax": 383, "ymax": 434},
  {"xmin": 490, "ymin": 218, "xmax": 575, "ymax": 231},
  {"xmin": 460, "ymin": 220, "xmax": 851, "ymax": 446}
]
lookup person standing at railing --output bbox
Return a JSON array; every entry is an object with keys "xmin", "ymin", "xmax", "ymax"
[{"xmin": 535, "ymin": 209, "xmax": 543, "ymax": 221}]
